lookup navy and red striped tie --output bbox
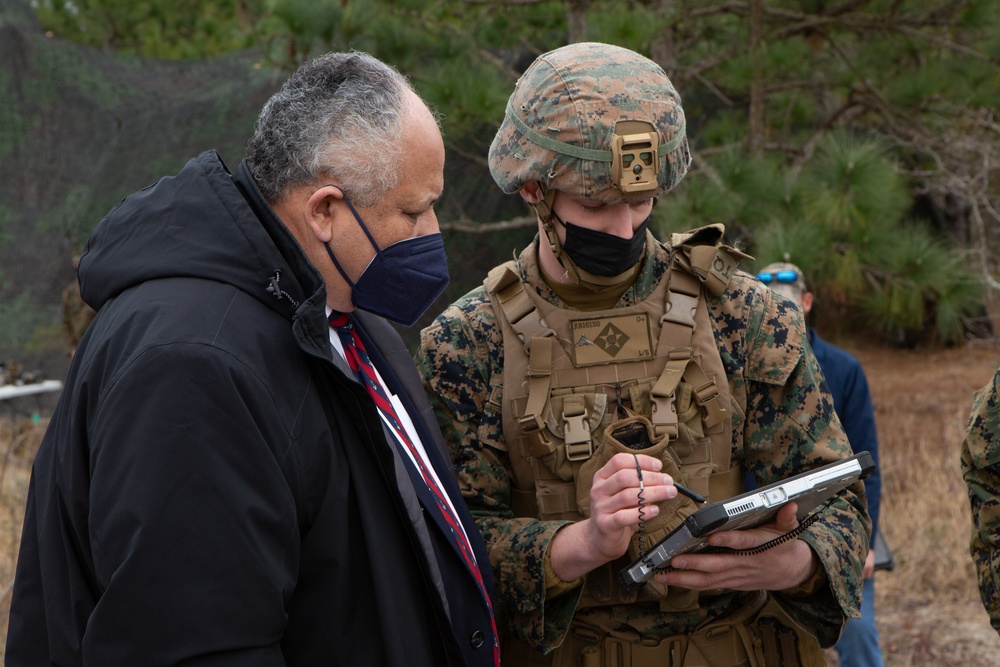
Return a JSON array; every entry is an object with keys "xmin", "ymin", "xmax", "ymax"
[{"xmin": 329, "ymin": 313, "xmax": 499, "ymax": 666}]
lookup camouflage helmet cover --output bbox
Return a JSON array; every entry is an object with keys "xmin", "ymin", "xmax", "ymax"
[{"xmin": 489, "ymin": 42, "xmax": 691, "ymax": 204}]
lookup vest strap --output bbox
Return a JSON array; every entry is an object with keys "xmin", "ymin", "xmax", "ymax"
[
  {"xmin": 536, "ymin": 485, "xmax": 580, "ymax": 517},
  {"xmin": 688, "ymin": 244, "xmax": 741, "ymax": 297},
  {"xmin": 650, "ymin": 269, "xmax": 700, "ymax": 434},
  {"xmin": 522, "ymin": 336, "xmax": 556, "ymax": 458},
  {"xmin": 650, "ymin": 355, "xmax": 686, "ymax": 439},
  {"xmin": 510, "ymin": 486, "xmax": 539, "ymax": 518},
  {"xmin": 484, "ymin": 261, "xmax": 520, "ymax": 294},
  {"xmin": 668, "ymin": 223, "xmax": 752, "ymax": 297},
  {"xmin": 490, "ymin": 261, "xmax": 557, "ymax": 348}
]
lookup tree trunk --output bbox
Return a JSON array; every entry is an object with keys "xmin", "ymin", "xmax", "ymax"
[
  {"xmin": 566, "ymin": 0, "xmax": 589, "ymax": 44},
  {"xmin": 649, "ymin": 0, "xmax": 677, "ymax": 72},
  {"xmin": 747, "ymin": 0, "xmax": 765, "ymax": 156}
]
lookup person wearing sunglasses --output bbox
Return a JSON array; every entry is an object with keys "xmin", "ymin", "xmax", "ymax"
[
  {"xmin": 757, "ymin": 261, "xmax": 886, "ymax": 667},
  {"xmin": 756, "ymin": 266, "xmax": 807, "ymax": 291}
]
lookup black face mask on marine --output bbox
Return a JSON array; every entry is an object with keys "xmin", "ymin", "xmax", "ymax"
[{"xmin": 561, "ymin": 219, "xmax": 648, "ymax": 277}]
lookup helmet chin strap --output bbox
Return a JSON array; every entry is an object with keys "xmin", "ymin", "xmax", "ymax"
[{"xmin": 531, "ymin": 185, "xmax": 639, "ymax": 292}]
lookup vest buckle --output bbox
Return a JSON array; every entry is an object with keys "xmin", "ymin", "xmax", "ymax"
[
  {"xmin": 518, "ymin": 414, "xmax": 555, "ymax": 458},
  {"xmin": 662, "ymin": 292, "xmax": 698, "ymax": 327},
  {"xmin": 563, "ymin": 398, "xmax": 593, "ymax": 461},
  {"xmin": 565, "ymin": 439, "xmax": 594, "ymax": 461},
  {"xmin": 694, "ymin": 381, "xmax": 727, "ymax": 428},
  {"xmin": 564, "ymin": 412, "xmax": 593, "ymax": 460}
]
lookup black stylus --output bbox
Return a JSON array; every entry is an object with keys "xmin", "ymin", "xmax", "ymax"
[{"xmin": 675, "ymin": 483, "xmax": 707, "ymax": 504}]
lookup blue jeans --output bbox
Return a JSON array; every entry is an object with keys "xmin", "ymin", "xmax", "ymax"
[{"xmin": 835, "ymin": 576, "xmax": 885, "ymax": 667}]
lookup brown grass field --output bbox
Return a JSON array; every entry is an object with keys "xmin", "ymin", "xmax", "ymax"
[
  {"xmin": 830, "ymin": 342, "xmax": 1000, "ymax": 666},
  {"xmin": 0, "ymin": 343, "xmax": 998, "ymax": 664}
]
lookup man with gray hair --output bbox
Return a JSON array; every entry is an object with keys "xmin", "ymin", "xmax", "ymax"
[{"xmin": 7, "ymin": 51, "xmax": 499, "ymax": 667}]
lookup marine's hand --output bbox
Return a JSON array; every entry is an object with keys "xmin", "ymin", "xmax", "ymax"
[
  {"xmin": 654, "ymin": 502, "xmax": 819, "ymax": 591},
  {"xmin": 862, "ymin": 548, "xmax": 875, "ymax": 579},
  {"xmin": 587, "ymin": 453, "xmax": 679, "ymax": 559},
  {"xmin": 550, "ymin": 453, "xmax": 678, "ymax": 581}
]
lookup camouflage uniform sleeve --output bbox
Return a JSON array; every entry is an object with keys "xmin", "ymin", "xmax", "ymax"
[
  {"xmin": 961, "ymin": 367, "xmax": 1000, "ymax": 633},
  {"xmin": 417, "ymin": 288, "xmax": 581, "ymax": 650},
  {"xmin": 733, "ymin": 275, "xmax": 871, "ymax": 647}
]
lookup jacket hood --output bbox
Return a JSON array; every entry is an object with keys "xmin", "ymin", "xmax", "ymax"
[{"xmin": 79, "ymin": 151, "xmax": 321, "ymax": 319}]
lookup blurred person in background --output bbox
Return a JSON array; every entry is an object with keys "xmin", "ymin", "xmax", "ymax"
[
  {"xmin": 757, "ymin": 261, "xmax": 885, "ymax": 667},
  {"xmin": 961, "ymin": 365, "xmax": 1000, "ymax": 636},
  {"xmin": 7, "ymin": 50, "xmax": 499, "ymax": 667},
  {"xmin": 61, "ymin": 252, "xmax": 96, "ymax": 357}
]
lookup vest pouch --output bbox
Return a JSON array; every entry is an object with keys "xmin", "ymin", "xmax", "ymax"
[
  {"xmin": 538, "ymin": 446, "xmax": 576, "ymax": 484},
  {"xmin": 674, "ymin": 422, "xmax": 714, "ymax": 500},
  {"xmin": 576, "ymin": 416, "xmax": 671, "ymax": 517},
  {"xmin": 673, "ymin": 382, "xmax": 717, "ymax": 500},
  {"xmin": 576, "ymin": 416, "xmax": 685, "ymax": 600},
  {"xmin": 575, "ymin": 415, "xmax": 701, "ymax": 572},
  {"xmin": 752, "ymin": 597, "xmax": 826, "ymax": 667}
]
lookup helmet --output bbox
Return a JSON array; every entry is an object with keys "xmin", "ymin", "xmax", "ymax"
[{"xmin": 489, "ymin": 42, "xmax": 691, "ymax": 204}]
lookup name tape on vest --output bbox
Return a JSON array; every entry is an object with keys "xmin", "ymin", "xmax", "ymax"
[{"xmin": 570, "ymin": 314, "xmax": 654, "ymax": 367}]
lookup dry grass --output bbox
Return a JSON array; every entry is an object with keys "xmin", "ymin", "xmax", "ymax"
[
  {"xmin": 0, "ymin": 411, "xmax": 45, "ymax": 657},
  {"xmin": 824, "ymin": 342, "xmax": 1000, "ymax": 666},
  {"xmin": 1, "ymin": 344, "xmax": 999, "ymax": 664}
]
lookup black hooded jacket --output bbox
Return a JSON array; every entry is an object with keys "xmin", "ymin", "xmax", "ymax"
[{"xmin": 6, "ymin": 151, "xmax": 496, "ymax": 666}]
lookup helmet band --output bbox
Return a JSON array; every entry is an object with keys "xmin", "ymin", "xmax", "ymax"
[{"xmin": 504, "ymin": 100, "xmax": 688, "ymax": 164}]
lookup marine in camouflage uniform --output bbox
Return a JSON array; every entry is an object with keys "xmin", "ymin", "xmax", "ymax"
[
  {"xmin": 418, "ymin": 43, "xmax": 870, "ymax": 666},
  {"xmin": 961, "ymin": 366, "xmax": 1000, "ymax": 634}
]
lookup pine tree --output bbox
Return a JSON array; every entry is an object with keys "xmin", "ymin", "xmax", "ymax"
[{"xmin": 25, "ymin": 0, "xmax": 1000, "ymax": 345}]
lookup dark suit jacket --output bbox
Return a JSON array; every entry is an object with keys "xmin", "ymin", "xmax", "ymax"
[{"xmin": 353, "ymin": 310, "xmax": 497, "ymax": 662}]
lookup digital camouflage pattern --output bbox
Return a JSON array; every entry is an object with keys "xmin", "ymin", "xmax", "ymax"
[
  {"xmin": 489, "ymin": 42, "xmax": 691, "ymax": 205},
  {"xmin": 961, "ymin": 366, "xmax": 1000, "ymax": 634},
  {"xmin": 417, "ymin": 236, "xmax": 871, "ymax": 652}
]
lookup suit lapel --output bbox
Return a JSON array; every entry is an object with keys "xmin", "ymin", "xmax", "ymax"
[{"xmin": 351, "ymin": 313, "xmax": 494, "ymax": 592}]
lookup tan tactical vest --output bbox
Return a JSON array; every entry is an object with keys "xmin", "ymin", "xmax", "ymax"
[{"xmin": 485, "ymin": 225, "xmax": 749, "ymax": 609}]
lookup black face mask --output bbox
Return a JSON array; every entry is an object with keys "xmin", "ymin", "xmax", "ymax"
[{"xmin": 561, "ymin": 219, "xmax": 649, "ymax": 277}]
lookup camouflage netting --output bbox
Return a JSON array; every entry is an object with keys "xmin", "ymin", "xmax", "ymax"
[
  {"xmin": 0, "ymin": 0, "xmax": 535, "ymax": 384},
  {"xmin": 0, "ymin": 0, "xmax": 285, "ymax": 379}
]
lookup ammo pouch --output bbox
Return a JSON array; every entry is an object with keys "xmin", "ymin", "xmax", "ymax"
[
  {"xmin": 503, "ymin": 593, "xmax": 826, "ymax": 667},
  {"xmin": 576, "ymin": 416, "xmax": 700, "ymax": 566}
]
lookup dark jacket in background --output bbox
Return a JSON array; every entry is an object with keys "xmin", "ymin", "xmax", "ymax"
[
  {"xmin": 808, "ymin": 328, "xmax": 881, "ymax": 543},
  {"xmin": 7, "ymin": 150, "xmax": 496, "ymax": 667},
  {"xmin": 742, "ymin": 328, "xmax": 881, "ymax": 543}
]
